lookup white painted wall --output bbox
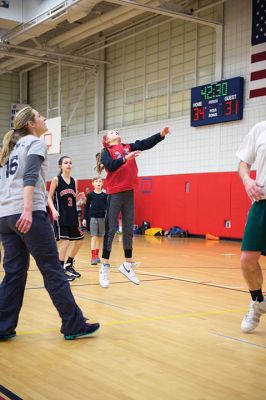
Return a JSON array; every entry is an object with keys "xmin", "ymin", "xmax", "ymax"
[
  {"xmin": 1, "ymin": 0, "xmax": 265, "ymax": 181},
  {"xmin": 45, "ymin": 0, "xmax": 265, "ymax": 181},
  {"xmin": 23, "ymin": 0, "xmax": 67, "ymax": 21},
  {"xmin": 0, "ymin": 0, "xmax": 22, "ymax": 23},
  {"xmin": 0, "ymin": 0, "xmax": 67, "ymax": 23}
]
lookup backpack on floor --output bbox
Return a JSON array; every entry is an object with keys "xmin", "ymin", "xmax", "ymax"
[
  {"xmin": 167, "ymin": 226, "xmax": 187, "ymax": 237},
  {"xmin": 145, "ymin": 227, "xmax": 164, "ymax": 236},
  {"xmin": 135, "ymin": 220, "xmax": 151, "ymax": 234}
]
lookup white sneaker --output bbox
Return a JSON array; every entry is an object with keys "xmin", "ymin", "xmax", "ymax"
[
  {"xmin": 119, "ymin": 262, "xmax": 140, "ymax": 285},
  {"xmin": 99, "ymin": 264, "xmax": 110, "ymax": 288},
  {"xmin": 258, "ymin": 300, "xmax": 266, "ymax": 313},
  {"xmin": 241, "ymin": 300, "xmax": 263, "ymax": 333}
]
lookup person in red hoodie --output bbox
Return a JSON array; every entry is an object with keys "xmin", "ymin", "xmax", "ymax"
[{"xmin": 95, "ymin": 127, "xmax": 170, "ymax": 288}]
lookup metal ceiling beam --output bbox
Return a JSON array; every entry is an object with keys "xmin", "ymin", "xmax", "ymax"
[
  {"xmin": 102, "ymin": 0, "xmax": 222, "ymax": 28},
  {"xmin": 0, "ymin": 51, "xmax": 96, "ymax": 70},
  {"xmin": 193, "ymin": 0, "xmax": 228, "ymax": 14},
  {"xmin": 76, "ymin": 14, "xmax": 160, "ymax": 55},
  {"xmin": 0, "ymin": 0, "xmax": 84, "ymax": 42},
  {"xmin": 0, "ymin": 43, "xmax": 110, "ymax": 64},
  {"xmin": 77, "ymin": 1, "xmax": 228, "ymax": 56},
  {"xmin": 78, "ymin": 0, "xmax": 228, "ymax": 56},
  {"xmin": 81, "ymin": 17, "xmax": 173, "ymax": 55}
]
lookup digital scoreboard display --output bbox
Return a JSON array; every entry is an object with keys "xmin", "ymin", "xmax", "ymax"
[{"xmin": 191, "ymin": 77, "xmax": 244, "ymax": 127}]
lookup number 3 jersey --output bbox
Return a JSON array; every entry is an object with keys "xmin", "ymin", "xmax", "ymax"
[
  {"xmin": 54, "ymin": 175, "xmax": 79, "ymax": 227},
  {"xmin": 0, "ymin": 135, "xmax": 48, "ymax": 218}
]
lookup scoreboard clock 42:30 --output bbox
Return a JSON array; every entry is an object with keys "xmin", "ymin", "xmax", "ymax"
[{"xmin": 191, "ymin": 76, "xmax": 244, "ymax": 127}]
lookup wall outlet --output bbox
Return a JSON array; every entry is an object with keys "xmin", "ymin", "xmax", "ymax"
[{"xmin": 225, "ymin": 220, "xmax": 231, "ymax": 228}]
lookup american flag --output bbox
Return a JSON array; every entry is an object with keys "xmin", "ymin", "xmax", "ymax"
[{"xmin": 249, "ymin": 0, "xmax": 266, "ymax": 98}]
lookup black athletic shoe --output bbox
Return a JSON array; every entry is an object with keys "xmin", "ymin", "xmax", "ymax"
[
  {"xmin": 0, "ymin": 331, "xmax": 16, "ymax": 340},
  {"xmin": 64, "ymin": 322, "xmax": 100, "ymax": 340},
  {"xmin": 64, "ymin": 260, "xmax": 81, "ymax": 278},
  {"xmin": 64, "ymin": 270, "xmax": 75, "ymax": 281}
]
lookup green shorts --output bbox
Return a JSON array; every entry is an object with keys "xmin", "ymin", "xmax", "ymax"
[{"xmin": 242, "ymin": 200, "xmax": 266, "ymax": 254}]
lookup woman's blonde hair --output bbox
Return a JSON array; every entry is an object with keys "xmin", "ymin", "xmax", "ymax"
[{"xmin": 0, "ymin": 106, "xmax": 35, "ymax": 166}]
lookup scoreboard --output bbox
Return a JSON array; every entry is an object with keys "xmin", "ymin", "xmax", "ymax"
[{"xmin": 191, "ymin": 77, "xmax": 244, "ymax": 127}]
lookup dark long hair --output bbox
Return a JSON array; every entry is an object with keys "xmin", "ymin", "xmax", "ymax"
[{"xmin": 58, "ymin": 155, "xmax": 71, "ymax": 174}]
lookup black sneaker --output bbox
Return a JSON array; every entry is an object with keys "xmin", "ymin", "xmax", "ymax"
[
  {"xmin": 64, "ymin": 270, "xmax": 75, "ymax": 281},
  {"xmin": 64, "ymin": 260, "xmax": 81, "ymax": 278},
  {"xmin": 0, "ymin": 331, "xmax": 16, "ymax": 340},
  {"xmin": 64, "ymin": 322, "xmax": 100, "ymax": 340}
]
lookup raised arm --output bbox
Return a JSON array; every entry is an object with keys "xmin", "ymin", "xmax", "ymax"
[{"xmin": 130, "ymin": 127, "xmax": 170, "ymax": 151}]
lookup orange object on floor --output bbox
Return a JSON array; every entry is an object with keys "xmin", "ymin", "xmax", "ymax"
[{"xmin": 205, "ymin": 233, "xmax": 219, "ymax": 240}]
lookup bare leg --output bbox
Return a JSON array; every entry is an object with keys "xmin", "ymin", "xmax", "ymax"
[
  {"xmin": 240, "ymin": 251, "xmax": 263, "ymax": 290},
  {"xmin": 91, "ymin": 236, "xmax": 97, "ymax": 251},
  {"xmin": 59, "ymin": 239, "xmax": 70, "ymax": 262},
  {"xmin": 240, "ymin": 251, "xmax": 266, "ymax": 333},
  {"xmin": 68, "ymin": 240, "xmax": 84, "ymax": 259},
  {"xmin": 95, "ymin": 237, "xmax": 100, "ymax": 250}
]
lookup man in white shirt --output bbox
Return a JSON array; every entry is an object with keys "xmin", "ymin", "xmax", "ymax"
[{"xmin": 236, "ymin": 121, "xmax": 266, "ymax": 333}]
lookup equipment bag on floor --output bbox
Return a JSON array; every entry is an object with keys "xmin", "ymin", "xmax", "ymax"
[
  {"xmin": 167, "ymin": 226, "xmax": 187, "ymax": 237},
  {"xmin": 144, "ymin": 227, "xmax": 164, "ymax": 236}
]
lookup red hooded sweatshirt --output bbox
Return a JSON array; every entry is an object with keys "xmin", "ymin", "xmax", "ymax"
[
  {"xmin": 101, "ymin": 133, "xmax": 164, "ymax": 195},
  {"xmin": 104, "ymin": 143, "xmax": 138, "ymax": 194}
]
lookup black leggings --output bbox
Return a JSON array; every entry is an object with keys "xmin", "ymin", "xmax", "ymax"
[{"xmin": 102, "ymin": 190, "xmax": 134, "ymax": 260}]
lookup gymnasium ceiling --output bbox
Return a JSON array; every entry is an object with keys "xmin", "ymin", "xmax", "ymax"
[{"xmin": 0, "ymin": 0, "xmax": 226, "ymax": 75}]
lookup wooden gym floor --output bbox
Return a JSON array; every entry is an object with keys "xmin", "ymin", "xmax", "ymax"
[{"xmin": 1, "ymin": 234, "xmax": 266, "ymax": 400}]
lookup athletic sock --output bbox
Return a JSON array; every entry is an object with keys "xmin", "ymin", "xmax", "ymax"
[
  {"xmin": 96, "ymin": 249, "xmax": 99, "ymax": 256},
  {"xmin": 66, "ymin": 256, "xmax": 74, "ymax": 265},
  {"xmin": 91, "ymin": 250, "xmax": 96, "ymax": 258},
  {"xmin": 60, "ymin": 260, "xmax": 64, "ymax": 268},
  {"xmin": 250, "ymin": 289, "xmax": 264, "ymax": 302}
]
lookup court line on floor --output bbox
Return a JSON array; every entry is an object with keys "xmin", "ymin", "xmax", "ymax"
[
  {"xmin": 74, "ymin": 294, "xmax": 128, "ymax": 310},
  {"xmin": 0, "ymin": 385, "xmax": 22, "ymax": 400},
  {"xmin": 209, "ymin": 330, "xmax": 266, "ymax": 349},
  {"xmin": 138, "ymin": 270, "xmax": 247, "ymax": 293},
  {"xmin": 4, "ymin": 264, "xmax": 265, "ymax": 273},
  {"xmin": 16, "ymin": 307, "xmax": 245, "ymax": 336},
  {"xmin": 76, "ymin": 261, "xmax": 243, "ymax": 270},
  {"xmin": 25, "ymin": 277, "xmax": 171, "ymax": 290}
]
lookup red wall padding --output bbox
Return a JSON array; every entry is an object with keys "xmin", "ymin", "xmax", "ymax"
[
  {"xmin": 49, "ymin": 171, "xmax": 254, "ymax": 239},
  {"xmin": 134, "ymin": 172, "xmax": 254, "ymax": 239}
]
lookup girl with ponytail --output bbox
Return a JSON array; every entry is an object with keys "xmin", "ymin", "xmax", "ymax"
[
  {"xmin": 0, "ymin": 107, "xmax": 99, "ymax": 340},
  {"xmin": 96, "ymin": 127, "xmax": 170, "ymax": 288}
]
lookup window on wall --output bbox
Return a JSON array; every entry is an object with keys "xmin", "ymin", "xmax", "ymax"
[
  {"xmin": 197, "ymin": 25, "xmax": 216, "ymax": 85},
  {"xmin": 29, "ymin": 65, "xmax": 95, "ymax": 137},
  {"xmin": 123, "ymin": 35, "xmax": 145, "ymax": 126},
  {"xmin": 145, "ymin": 25, "xmax": 169, "ymax": 122},
  {"xmin": 0, "ymin": 74, "xmax": 20, "ymax": 139},
  {"xmin": 169, "ymin": 19, "xmax": 196, "ymax": 118},
  {"xmin": 105, "ymin": 45, "xmax": 124, "ymax": 129},
  {"xmin": 105, "ymin": 10, "xmax": 216, "ymax": 129},
  {"xmin": 170, "ymin": 71, "xmax": 196, "ymax": 117},
  {"xmin": 60, "ymin": 67, "xmax": 95, "ymax": 137},
  {"xmin": 197, "ymin": 7, "xmax": 216, "ymax": 85},
  {"xmin": 29, "ymin": 65, "xmax": 47, "ymax": 116}
]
